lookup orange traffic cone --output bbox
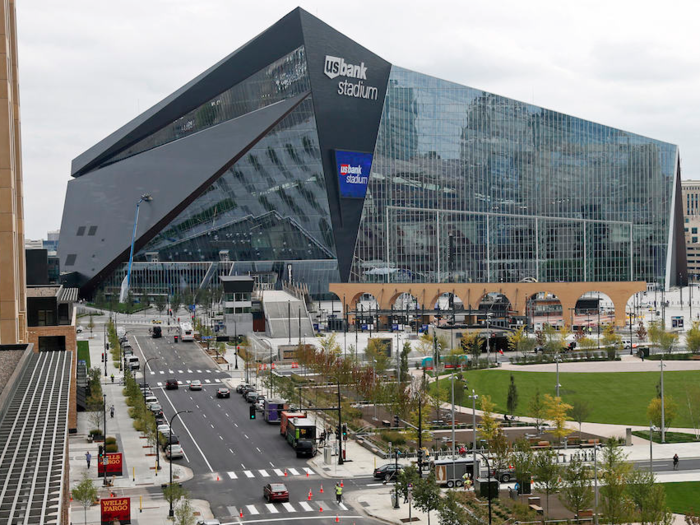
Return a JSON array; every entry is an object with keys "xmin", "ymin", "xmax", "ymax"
[
  {"xmin": 239, "ymin": 509, "xmax": 243, "ymax": 518},
  {"xmin": 216, "ymin": 474, "xmax": 220, "ymax": 481},
  {"xmin": 319, "ymin": 504, "xmax": 323, "ymax": 512},
  {"xmin": 340, "ymin": 479, "xmax": 344, "ymax": 488},
  {"xmin": 320, "ymin": 485, "xmax": 324, "ymax": 494},
  {"xmin": 284, "ymin": 469, "xmax": 288, "ymax": 477},
  {"xmin": 308, "ymin": 489, "xmax": 313, "ymax": 500},
  {"xmin": 335, "ymin": 516, "xmax": 340, "ymax": 523},
  {"xmin": 306, "ymin": 470, "xmax": 310, "ymax": 477}
]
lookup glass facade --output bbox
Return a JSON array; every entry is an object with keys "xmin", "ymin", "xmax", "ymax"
[
  {"xmin": 351, "ymin": 66, "xmax": 677, "ymax": 285},
  {"xmin": 99, "ymin": 46, "xmax": 341, "ymax": 298}
]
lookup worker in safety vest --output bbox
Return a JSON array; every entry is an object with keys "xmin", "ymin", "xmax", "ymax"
[
  {"xmin": 335, "ymin": 483, "xmax": 343, "ymax": 503},
  {"xmin": 463, "ymin": 472, "xmax": 473, "ymax": 490}
]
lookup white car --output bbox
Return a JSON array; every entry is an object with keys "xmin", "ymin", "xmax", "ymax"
[
  {"xmin": 157, "ymin": 424, "xmax": 170, "ymax": 434},
  {"xmin": 166, "ymin": 444, "xmax": 184, "ymax": 459},
  {"xmin": 190, "ymin": 380, "xmax": 203, "ymax": 391},
  {"xmin": 255, "ymin": 399, "xmax": 265, "ymax": 412}
]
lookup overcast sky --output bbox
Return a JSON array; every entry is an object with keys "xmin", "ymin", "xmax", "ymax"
[{"xmin": 16, "ymin": 0, "xmax": 700, "ymax": 239}]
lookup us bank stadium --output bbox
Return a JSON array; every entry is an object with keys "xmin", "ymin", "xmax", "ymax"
[{"xmin": 59, "ymin": 7, "xmax": 686, "ymax": 326}]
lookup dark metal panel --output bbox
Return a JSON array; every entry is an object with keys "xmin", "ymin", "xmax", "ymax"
[
  {"xmin": 71, "ymin": 8, "xmax": 306, "ymax": 177},
  {"xmin": 672, "ymin": 155, "xmax": 689, "ymax": 285},
  {"xmin": 299, "ymin": 11, "xmax": 392, "ymax": 282},
  {"xmin": 59, "ymin": 93, "xmax": 309, "ymax": 294}
]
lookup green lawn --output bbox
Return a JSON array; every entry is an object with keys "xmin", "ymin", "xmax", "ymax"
[
  {"xmin": 632, "ymin": 430, "xmax": 700, "ymax": 444},
  {"xmin": 433, "ymin": 370, "xmax": 700, "ymax": 427},
  {"xmin": 663, "ymin": 482, "xmax": 700, "ymax": 514}
]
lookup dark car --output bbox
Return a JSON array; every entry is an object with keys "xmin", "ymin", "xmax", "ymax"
[
  {"xmin": 240, "ymin": 385, "xmax": 255, "ymax": 396},
  {"xmin": 216, "ymin": 388, "xmax": 230, "ymax": 398},
  {"xmin": 152, "ymin": 326, "xmax": 162, "ymax": 338},
  {"xmin": 155, "ymin": 413, "xmax": 167, "ymax": 425},
  {"xmin": 166, "ymin": 378, "xmax": 179, "ymax": 390},
  {"xmin": 246, "ymin": 392, "xmax": 260, "ymax": 404},
  {"xmin": 236, "ymin": 384, "xmax": 250, "ymax": 394},
  {"xmin": 162, "ymin": 434, "xmax": 180, "ymax": 451},
  {"xmin": 263, "ymin": 483, "xmax": 289, "ymax": 502},
  {"xmin": 373, "ymin": 463, "xmax": 405, "ymax": 481}
]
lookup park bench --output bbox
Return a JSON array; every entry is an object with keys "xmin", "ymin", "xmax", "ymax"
[
  {"xmin": 382, "ymin": 420, "xmax": 391, "ymax": 427},
  {"xmin": 529, "ymin": 504, "xmax": 543, "ymax": 515}
]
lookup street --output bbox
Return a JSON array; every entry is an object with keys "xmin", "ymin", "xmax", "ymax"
[{"xmin": 129, "ymin": 327, "xmax": 379, "ymax": 523}]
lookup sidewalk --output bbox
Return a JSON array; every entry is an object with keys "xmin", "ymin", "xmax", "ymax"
[{"xmin": 69, "ymin": 320, "xmax": 216, "ymax": 524}]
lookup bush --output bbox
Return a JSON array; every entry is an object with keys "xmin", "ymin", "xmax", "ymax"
[
  {"xmin": 105, "ymin": 444, "xmax": 119, "ymax": 453},
  {"xmin": 379, "ymin": 430, "xmax": 406, "ymax": 446},
  {"xmin": 89, "ymin": 428, "xmax": 102, "ymax": 436},
  {"xmin": 105, "ymin": 436, "xmax": 117, "ymax": 445}
]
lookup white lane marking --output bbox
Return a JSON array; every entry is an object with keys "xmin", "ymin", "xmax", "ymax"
[
  {"xmin": 161, "ymin": 389, "xmax": 214, "ymax": 472},
  {"xmin": 217, "ymin": 404, "xmax": 221, "ymax": 408},
  {"xmin": 338, "ymin": 502, "xmax": 348, "ymax": 510},
  {"xmin": 227, "ymin": 471, "xmax": 238, "ymax": 479},
  {"xmin": 244, "ymin": 470, "xmax": 255, "ymax": 478},
  {"xmin": 229, "ymin": 448, "xmax": 234, "ymax": 454},
  {"xmin": 244, "ymin": 434, "xmax": 249, "ymax": 439},
  {"xmin": 288, "ymin": 468, "xmax": 300, "ymax": 476},
  {"xmin": 269, "ymin": 462, "xmax": 275, "ymax": 468},
  {"xmin": 197, "ymin": 369, "xmax": 202, "ymax": 373},
  {"xmin": 281, "ymin": 502, "xmax": 296, "ymax": 513},
  {"xmin": 246, "ymin": 505, "xmax": 259, "ymax": 515},
  {"xmin": 258, "ymin": 469, "xmax": 269, "ymax": 477},
  {"xmin": 241, "ymin": 463, "xmax": 246, "ymax": 469},
  {"xmin": 203, "ymin": 414, "xmax": 207, "ymax": 419},
  {"xmin": 210, "ymin": 424, "xmax": 214, "ymax": 428},
  {"xmin": 298, "ymin": 502, "xmax": 313, "ymax": 512},
  {"xmin": 169, "ymin": 369, "xmax": 174, "ymax": 373},
  {"xmin": 196, "ymin": 405, "xmax": 200, "ymax": 409},
  {"xmin": 178, "ymin": 370, "xmax": 183, "ymax": 373},
  {"xmin": 205, "ymin": 379, "xmax": 211, "ymax": 383},
  {"xmin": 256, "ymin": 447, "xmax": 262, "ymax": 453},
  {"xmin": 225, "ymin": 413, "xmax": 230, "ymax": 418},
  {"xmin": 215, "ymin": 379, "xmax": 221, "ymax": 383},
  {"xmin": 156, "ymin": 382, "xmax": 162, "ymax": 386},
  {"xmin": 159, "ymin": 371, "xmax": 165, "ymax": 375},
  {"xmin": 219, "ymin": 435, "xmax": 223, "ymax": 440},
  {"xmin": 303, "ymin": 467, "xmax": 314, "ymax": 475},
  {"xmin": 187, "ymin": 369, "xmax": 193, "ymax": 373},
  {"xmin": 150, "ymin": 371, "xmax": 155, "ymax": 375},
  {"xmin": 205, "ymin": 369, "xmax": 211, "ymax": 373},
  {"xmin": 186, "ymin": 380, "xmax": 191, "ymax": 384},
  {"xmin": 177, "ymin": 381, "xmax": 183, "ymax": 385},
  {"xmin": 265, "ymin": 504, "xmax": 279, "ymax": 514},
  {"xmin": 273, "ymin": 469, "xmax": 284, "ymax": 476},
  {"xmin": 234, "ymin": 423, "xmax": 238, "ymax": 428}
]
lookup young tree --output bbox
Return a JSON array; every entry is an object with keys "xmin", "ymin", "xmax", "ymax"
[
  {"xmin": 478, "ymin": 395, "xmax": 501, "ymax": 444},
  {"xmin": 570, "ymin": 398, "xmax": 591, "ymax": 436},
  {"xmin": 163, "ymin": 482, "xmax": 188, "ymax": 510},
  {"xmin": 506, "ymin": 374, "xmax": 519, "ymax": 417},
  {"xmin": 637, "ymin": 321, "xmax": 648, "ymax": 342},
  {"xmin": 438, "ymin": 490, "xmax": 469, "ymax": 525},
  {"xmin": 544, "ymin": 394, "xmax": 574, "ymax": 444},
  {"xmin": 507, "ymin": 326, "xmax": 535, "ymax": 357},
  {"xmin": 396, "ymin": 464, "xmax": 419, "ymax": 505},
  {"xmin": 412, "ymin": 471, "xmax": 442, "ymax": 525},
  {"xmin": 647, "ymin": 396, "xmax": 678, "ymax": 431},
  {"xmin": 648, "ymin": 320, "xmax": 678, "ymax": 355},
  {"xmin": 365, "ymin": 338, "xmax": 390, "ymax": 374},
  {"xmin": 600, "ymin": 438, "xmax": 633, "ymax": 525},
  {"xmin": 602, "ymin": 324, "xmax": 623, "ymax": 359},
  {"xmin": 320, "ymin": 333, "xmax": 342, "ymax": 356},
  {"xmin": 460, "ymin": 331, "xmax": 482, "ymax": 362},
  {"xmin": 686, "ymin": 321, "xmax": 700, "ymax": 354},
  {"xmin": 529, "ymin": 388, "xmax": 546, "ymax": 432},
  {"xmin": 154, "ymin": 294, "xmax": 167, "ymax": 316},
  {"xmin": 560, "ymin": 457, "xmax": 594, "ymax": 519},
  {"xmin": 417, "ymin": 332, "xmax": 434, "ymax": 356},
  {"xmin": 578, "ymin": 337, "xmax": 597, "ymax": 355},
  {"xmin": 174, "ymin": 495, "xmax": 197, "ymax": 525},
  {"xmin": 72, "ymin": 473, "xmax": 98, "ymax": 524},
  {"xmin": 685, "ymin": 384, "xmax": 700, "ymax": 440},
  {"xmin": 400, "ymin": 341, "xmax": 411, "ymax": 382},
  {"xmin": 626, "ymin": 469, "xmax": 673, "ymax": 525},
  {"xmin": 511, "ymin": 439, "xmax": 534, "ymax": 497},
  {"xmin": 533, "ymin": 449, "xmax": 562, "ymax": 517}
]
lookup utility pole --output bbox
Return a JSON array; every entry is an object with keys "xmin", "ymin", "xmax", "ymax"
[
  {"xmin": 337, "ymin": 381, "xmax": 344, "ymax": 465},
  {"xmin": 469, "ymin": 390, "xmax": 479, "ymax": 476},
  {"xmin": 660, "ymin": 359, "xmax": 666, "ymax": 443},
  {"xmin": 417, "ymin": 393, "xmax": 423, "ymax": 478}
]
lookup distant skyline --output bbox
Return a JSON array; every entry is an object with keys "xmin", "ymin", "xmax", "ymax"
[{"xmin": 16, "ymin": 0, "xmax": 700, "ymax": 238}]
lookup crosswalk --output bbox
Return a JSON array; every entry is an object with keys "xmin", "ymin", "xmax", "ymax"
[
  {"xmin": 224, "ymin": 467, "xmax": 316, "ymax": 480},
  {"xmin": 155, "ymin": 379, "xmax": 222, "ymax": 386},
  {"xmin": 228, "ymin": 500, "xmax": 348, "ymax": 517}
]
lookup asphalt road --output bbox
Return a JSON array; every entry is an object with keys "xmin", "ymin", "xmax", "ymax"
[{"xmin": 129, "ymin": 328, "xmax": 380, "ymax": 524}]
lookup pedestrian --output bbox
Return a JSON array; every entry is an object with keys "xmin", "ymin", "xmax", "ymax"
[
  {"xmin": 110, "ymin": 405, "xmax": 115, "ymax": 418},
  {"xmin": 335, "ymin": 483, "xmax": 343, "ymax": 503},
  {"xmin": 85, "ymin": 451, "xmax": 91, "ymax": 469},
  {"xmin": 110, "ymin": 373, "xmax": 114, "ymax": 383}
]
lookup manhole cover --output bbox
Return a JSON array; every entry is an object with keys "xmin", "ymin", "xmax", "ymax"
[
  {"xmin": 400, "ymin": 518, "xmax": 421, "ymax": 523},
  {"xmin": 322, "ymin": 467, "xmax": 331, "ymax": 471},
  {"xmin": 360, "ymin": 501, "xmax": 371, "ymax": 508}
]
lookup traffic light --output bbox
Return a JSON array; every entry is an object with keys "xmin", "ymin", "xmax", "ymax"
[
  {"xmin": 417, "ymin": 449, "xmax": 423, "ymax": 463},
  {"xmin": 335, "ymin": 426, "xmax": 341, "ymax": 440},
  {"xmin": 249, "ymin": 405, "xmax": 256, "ymax": 420},
  {"xmin": 342, "ymin": 423, "xmax": 348, "ymax": 440},
  {"xmin": 393, "ymin": 415, "xmax": 399, "ymax": 427}
]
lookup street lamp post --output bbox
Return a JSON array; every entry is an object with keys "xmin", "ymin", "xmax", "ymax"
[
  {"xmin": 469, "ymin": 390, "xmax": 479, "ymax": 473},
  {"xmin": 168, "ymin": 410, "xmax": 191, "ymax": 518},
  {"xmin": 474, "ymin": 452, "xmax": 493, "ymax": 525},
  {"xmin": 649, "ymin": 421, "xmax": 654, "ymax": 473},
  {"xmin": 102, "ymin": 393, "xmax": 107, "ymax": 486},
  {"xmin": 103, "ymin": 322, "xmax": 108, "ymax": 377},
  {"xmin": 660, "ymin": 359, "xmax": 666, "ymax": 443},
  {"xmin": 593, "ymin": 444, "xmax": 601, "ymax": 525},
  {"xmin": 144, "ymin": 357, "xmax": 159, "ymax": 391},
  {"xmin": 121, "ymin": 194, "xmax": 153, "ymax": 303},
  {"xmin": 555, "ymin": 354, "xmax": 561, "ymax": 397}
]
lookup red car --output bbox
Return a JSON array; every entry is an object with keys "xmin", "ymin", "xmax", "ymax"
[{"xmin": 263, "ymin": 483, "xmax": 289, "ymax": 502}]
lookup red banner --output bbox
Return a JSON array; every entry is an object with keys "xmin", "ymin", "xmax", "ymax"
[
  {"xmin": 101, "ymin": 497, "xmax": 130, "ymax": 525},
  {"xmin": 97, "ymin": 452, "xmax": 123, "ymax": 477}
]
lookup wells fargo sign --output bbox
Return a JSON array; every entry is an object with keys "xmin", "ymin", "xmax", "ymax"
[
  {"xmin": 100, "ymin": 497, "xmax": 130, "ymax": 525},
  {"xmin": 97, "ymin": 452, "xmax": 123, "ymax": 477}
]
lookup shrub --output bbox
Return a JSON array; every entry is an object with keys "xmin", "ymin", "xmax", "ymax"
[
  {"xmin": 379, "ymin": 430, "xmax": 406, "ymax": 446},
  {"xmin": 105, "ymin": 436, "xmax": 117, "ymax": 445},
  {"xmin": 105, "ymin": 444, "xmax": 119, "ymax": 453},
  {"xmin": 89, "ymin": 428, "xmax": 102, "ymax": 436}
]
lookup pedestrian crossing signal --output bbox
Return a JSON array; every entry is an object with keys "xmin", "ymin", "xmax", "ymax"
[{"xmin": 249, "ymin": 406, "xmax": 256, "ymax": 420}]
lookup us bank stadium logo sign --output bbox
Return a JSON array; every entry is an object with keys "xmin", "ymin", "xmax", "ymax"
[
  {"xmin": 336, "ymin": 150, "xmax": 373, "ymax": 199},
  {"xmin": 324, "ymin": 56, "xmax": 378, "ymax": 101}
]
